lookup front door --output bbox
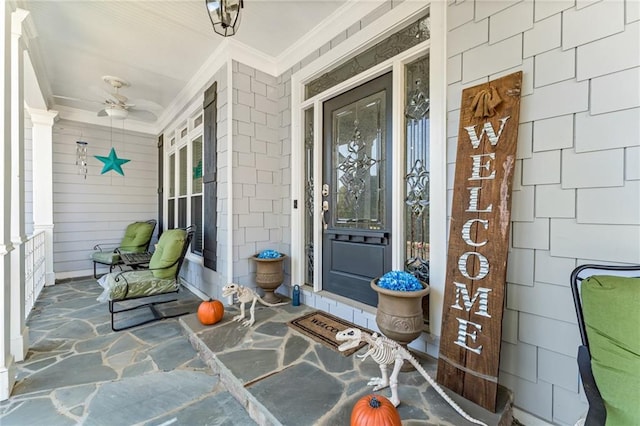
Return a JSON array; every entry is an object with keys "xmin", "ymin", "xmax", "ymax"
[{"xmin": 322, "ymin": 72, "xmax": 392, "ymax": 306}]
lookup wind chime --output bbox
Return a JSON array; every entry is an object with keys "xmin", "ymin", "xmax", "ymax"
[{"xmin": 76, "ymin": 140, "xmax": 88, "ymax": 179}]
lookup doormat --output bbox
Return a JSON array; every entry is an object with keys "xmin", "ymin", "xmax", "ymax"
[{"xmin": 287, "ymin": 311, "xmax": 371, "ymax": 357}]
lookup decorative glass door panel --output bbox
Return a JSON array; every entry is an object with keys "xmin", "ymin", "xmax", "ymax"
[
  {"xmin": 333, "ymin": 92, "xmax": 386, "ymax": 230},
  {"xmin": 304, "ymin": 108, "xmax": 314, "ymax": 285},
  {"xmin": 322, "ymin": 72, "xmax": 392, "ymax": 306},
  {"xmin": 404, "ymin": 55, "xmax": 430, "ymax": 328}
]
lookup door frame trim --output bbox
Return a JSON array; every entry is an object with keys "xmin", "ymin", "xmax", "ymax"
[{"xmin": 290, "ymin": 1, "xmax": 447, "ymax": 336}]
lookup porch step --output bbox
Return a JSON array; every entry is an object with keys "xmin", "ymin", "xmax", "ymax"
[{"xmin": 180, "ymin": 305, "xmax": 514, "ymax": 426}]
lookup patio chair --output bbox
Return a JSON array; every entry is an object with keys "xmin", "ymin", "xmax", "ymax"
[
  {"xmin": 570, "ymin": 264, "xmax": 640, "ymax": 426},
  {"xmin": 98, "ymin": 226, "xmax": 195, "ymax": 331},
  {"xmin": 90, "ymin": 219, "xmax": 157, "ymax": 278}
]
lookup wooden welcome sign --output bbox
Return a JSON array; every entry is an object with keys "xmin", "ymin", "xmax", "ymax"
[{"xmin": 437, "ymin": 71, "xmax": 522, "ymax": 412}]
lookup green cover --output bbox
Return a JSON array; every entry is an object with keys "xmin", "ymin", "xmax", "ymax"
[
  {"xmin": 102, "ymin": 270, "xmax": 177, "ymax": 301},
  {"xmin": 90, "ymin": 221, "xmax": 154, "ymax": 266},
  {"xmin": 582, "ymin": 275, "xmax": 640, "ymax": 426},
  {"xmin": 90, "ymin": 251, "xmax": 120, "ymax": 265},
  {"xmin": 149, "ymin": 229, "xmax": 186, "ymax": 279},
  {"xmin": 120, "ymin": 221, "xmax": 155, "ymax": 252}
]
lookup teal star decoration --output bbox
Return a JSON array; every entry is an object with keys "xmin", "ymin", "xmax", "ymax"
[{"xmin": 95, "ymin": 148, "xmax": 130, "ymax": 176}]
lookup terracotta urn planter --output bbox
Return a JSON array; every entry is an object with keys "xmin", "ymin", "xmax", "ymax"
[
  {"xmin": 252, "ymin": 253, "xmax": 287, "ymax": 304},
  {"xmin": 371, "ymin": 276, "xmax": 430, "ymax": 371}
]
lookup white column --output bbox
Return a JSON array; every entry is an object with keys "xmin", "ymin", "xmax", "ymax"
[
  {"xmin": 29, "ymin": 108, "xmax": 58, "ymax": 287},
  {"xmin": 0, "ymin": 1, "xmax": 17, "ymax": 402},
  {"xmin": 10, "ymin": 8, "xmax": 29, "ymax": 363}
]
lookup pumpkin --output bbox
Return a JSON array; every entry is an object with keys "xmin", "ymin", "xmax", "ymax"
[
  {"xmin": 197, "ymin": 298, "xmax": 224, "ymax": 325},
  {"xmin": 350, "ymin": 394, "xmax": 401, "ymax": 426}
]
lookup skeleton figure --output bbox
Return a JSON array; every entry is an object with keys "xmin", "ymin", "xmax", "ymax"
[
  {"xmin": 336, "ymin": 327, "xmax": 487, "ymax": 426},
  {"xmin": 221, "ymin": 283, "xmax": 287, "ymax": 327}
]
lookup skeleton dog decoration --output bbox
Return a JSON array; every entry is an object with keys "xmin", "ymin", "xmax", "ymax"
[
  {"xmin": 222, "ymin": 283, "xmax": 287, "ymax": 327},
  {"xmin": 336, "ymin": 328, "xmax": 487, "ymax": 426}
]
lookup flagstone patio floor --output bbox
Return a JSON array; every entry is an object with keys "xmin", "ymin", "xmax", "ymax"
[{"xmin": 0, "ymin": 278, "xmax": 515, "ymax": 425}]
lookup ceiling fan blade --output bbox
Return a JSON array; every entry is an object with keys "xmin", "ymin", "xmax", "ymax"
[
  {"xmin": 112, "ymin": 92, "xmax": 129, "ymax": 103},
  {"xmin": 131, "ymin": 99, "xmax": 163, "ymax": 112},
  {"xmin": 53, "ymin": 94, "xmax": 103, "ymax": 104},
  {"xmin": 89, "ymin": 85, "xmax": 119, "ymax": 103},
  {"xmin": 128, "ymin": 108, "xmax": 157, "ymax": 122}
]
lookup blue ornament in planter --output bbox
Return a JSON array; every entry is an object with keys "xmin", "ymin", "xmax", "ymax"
[
  {"xmin": 377, "ymin": 270, "xmax": 423, "ymax": 291},
  {"xmin": 257, "ymin": 249, "xmax": 283, "ymax": 259}
]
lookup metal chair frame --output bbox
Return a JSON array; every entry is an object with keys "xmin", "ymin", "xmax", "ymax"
[
  {"xmin": 92, "ymin": 219, "xmax": 157, "ymax": 278},
  {"xmin": 108, "ymin": 226, "xmax": 195, "ymax": 331}
]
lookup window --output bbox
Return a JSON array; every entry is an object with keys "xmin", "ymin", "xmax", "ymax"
[
  {"xmin": 178, "ymin": 145, "xmax": 188, "ymax": 228},
  {"xmin": 165, "ymin": 116, "xmax": 204, "ymax": 257},
  {"xmin": 191, "ymin": 136, "xmax": 203, "ymax": 254},
  {"xmin": 404, "ymin": 55, "xmax": 430, "ymax": 327},
  {"xmin": 163, "ymin": 83, "xmax": 217, "ymax": 268},
  {"xmin": 168, "ymin": 153, "xmax": 176, "ymax": 229}
]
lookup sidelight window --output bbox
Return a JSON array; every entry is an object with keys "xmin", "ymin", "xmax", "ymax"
[{"xmin": 404, "ymin": 55, "xmax": 430, "ymax": 326}]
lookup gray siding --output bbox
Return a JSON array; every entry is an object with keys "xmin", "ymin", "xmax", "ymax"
[
  {"xmin": 232, "ymin": 61, "xmax": 283, "ymax": 290},
  {"xmin": 52, "ymin": 119, "xmax": 157, "ymax": 276},
  {"xmin": 447, "ymin": 0, "xmax": 640, "ymax": 423}
]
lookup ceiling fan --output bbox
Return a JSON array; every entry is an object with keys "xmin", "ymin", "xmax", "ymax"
[{"xmin": 53, "ymin": 75, "xmax": 161, "ymax": 122}]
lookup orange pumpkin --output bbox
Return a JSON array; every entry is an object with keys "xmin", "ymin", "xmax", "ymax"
[
  {"xmin": 197, "ymin": 299, "xmax": 224, "ymax": 325},
  {"xmin": 350, "ymin": 394, "xmax": 401, "ymax": 426}
]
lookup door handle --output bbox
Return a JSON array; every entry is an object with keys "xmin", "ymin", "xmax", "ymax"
[{"xmin": 321, "ymin": 200, "xmax": 329, "ymax": 230}]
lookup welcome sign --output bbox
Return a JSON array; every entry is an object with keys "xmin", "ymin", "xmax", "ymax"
[{"xmin": 437, "ymin": 72, "xmax": 522, "ymax": 412}]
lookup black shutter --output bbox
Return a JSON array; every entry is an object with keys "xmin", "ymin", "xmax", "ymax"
[
  {"xmin": 203, "ymin": 82, "xmax": 218, "ymax": 270},
  {"xmin": 157, "ymin": 134, "xmax": 164, "ymax": 237}
]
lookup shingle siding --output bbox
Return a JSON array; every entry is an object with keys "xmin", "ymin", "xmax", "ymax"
[
  {"xmin": 576, "ymin": 21, "xmax": 640, "ymax": 80},
  {"xmin": 448, "ymin": 1, "xmax": 640, "ymax": 422},
  {"xmin": 232, "ymin": 61, "xmax": 282, "ymax": 288},
  {"xmin": 590, "ymin": 66, "xmax": 640, "ymax": 114},
  {"xmin": 462, "ymin": 34, "xmax": 523, "ymax": 82},
  {"xmin": 574, "ymin": 108, "xmax": 640, "ymax": 153},
  {"xmin": 488, "ymin": 1, "xmax": 534, "ymax": 44},
  {"xmin": 562, "ymin": 0, "xmax": 625, "ymax": 49}
]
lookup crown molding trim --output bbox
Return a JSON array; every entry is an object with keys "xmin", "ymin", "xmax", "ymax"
[
  {"xmin": 293, "ymin": 1, "xmax": 429, "ymax": 86},
  {"xmin": 275, "ymin": 0, "xmax": 386, "ymax": 74},
  {"xmin": 156, "ymin": 37, "xmax": 277, "ymax": 136}
]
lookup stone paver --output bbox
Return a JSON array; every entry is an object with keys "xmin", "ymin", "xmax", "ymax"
[
  {"xmin": 1, "ymin": 277, "xmax": 518, "ymax": 426},
  {"xmin": 182, "ymin": 305, "xmax": 515, "ymax": 426},
  {"xmin": 0, "ymin": 278, "xmax": 256, "ymax": 426}
]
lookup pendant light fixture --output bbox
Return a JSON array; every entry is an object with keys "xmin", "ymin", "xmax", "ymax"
[{"xmin": 205, "ymin": 0, "xmax": 244, "ymax": 37}]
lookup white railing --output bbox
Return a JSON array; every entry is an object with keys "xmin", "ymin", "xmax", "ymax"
[{"xmin": 24, "ymin": 231, "xmax": 46, "ymax": 319}]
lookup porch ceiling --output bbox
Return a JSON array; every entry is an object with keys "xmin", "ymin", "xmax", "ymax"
[{"xmin": 19, "ymin": 0, "xmax": 347, "ymax": 127}]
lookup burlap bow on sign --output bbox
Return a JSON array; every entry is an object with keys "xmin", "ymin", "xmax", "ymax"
[{"xmin": 470, "ymin": 86, "xmax": 502, "ymax": 118}]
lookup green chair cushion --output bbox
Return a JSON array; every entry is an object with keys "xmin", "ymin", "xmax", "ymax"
[
  {"xmin": 582, "ymin": 275, "xmax": 640, "ymax": 426},
  {"xmin": 91, "ymin": 222, "xmax": 155, "ymax": 266},
  {"xmin": 91, "ymin": 251, "xmax": 120, "ymax": 265},
  {"xmin": 148, "ymin": 229, "xmax": 187, "ymax": 279},
  {"xmin": 99, "ymin": 270, "xmax": 177, "ymax": 302},
  {"xmin": 120, "ymin": 222, "xmax": 155, "ymax": 252}
]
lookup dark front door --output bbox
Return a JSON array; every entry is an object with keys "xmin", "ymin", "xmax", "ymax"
[{"xmin": 322, "ymin": 72, "xmax": 392, "ymax": 306}]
